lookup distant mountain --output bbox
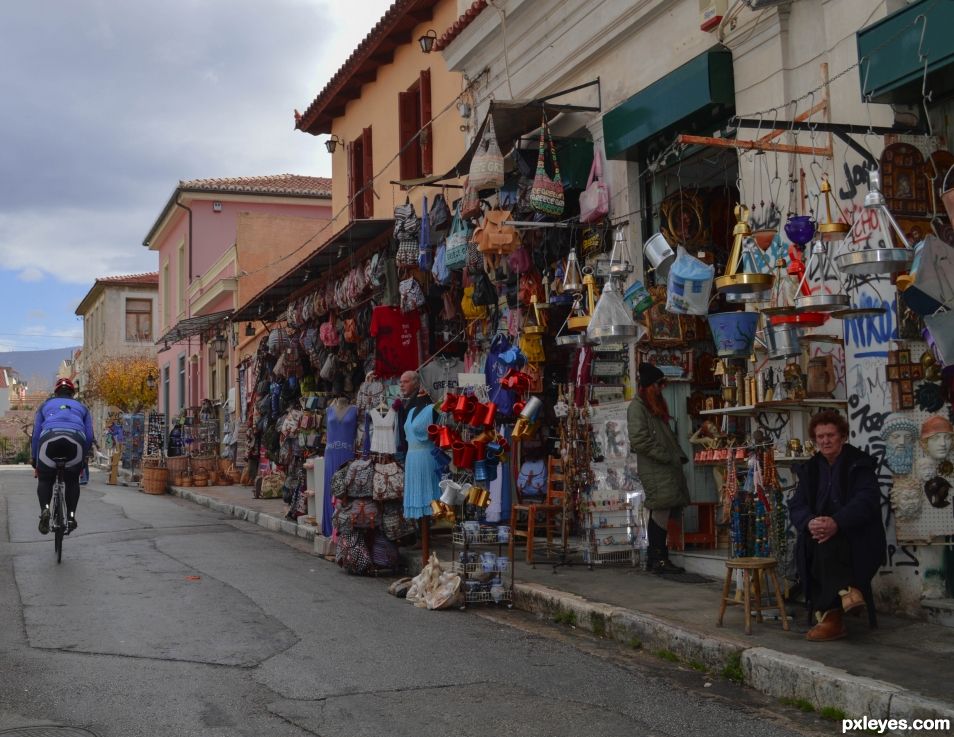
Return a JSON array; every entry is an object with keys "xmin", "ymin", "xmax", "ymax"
[{"xmin": 0, "ymin": 347, "xmax": 79, "ymax": 390}]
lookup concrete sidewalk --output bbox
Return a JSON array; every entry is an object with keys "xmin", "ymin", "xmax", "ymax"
[{"xmin": 160, "ymin": 480, "xmax": 954, "ymax": 731}]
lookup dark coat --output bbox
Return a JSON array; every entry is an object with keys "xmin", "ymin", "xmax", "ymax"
[
  {"xmin": 627, "ymin": 396, "xmax": 690, "ymax": 510},
  {"xmin": 787, "ymin": 444, "xmax": 886, "ymax": 607}
]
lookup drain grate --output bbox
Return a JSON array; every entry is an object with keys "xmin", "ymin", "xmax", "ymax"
[{"xmin": 0, "ymin": 728, "xmax": 100, "ymax": 737}]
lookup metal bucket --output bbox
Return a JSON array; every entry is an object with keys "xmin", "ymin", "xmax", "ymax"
[
  {"xmin": 924, "ymin": 310, "xmax": 954, "ymax": 367},
  {"xmin": 708, "ymin": 311, "xmax": 760, "ymax": 358},
  {"xmin": 644, "ymin": 233, "xmax": 675, "ymax": 279},
  {"xmin": 763, "ymin": 322, "xmax": 801, "ymax": 359}
]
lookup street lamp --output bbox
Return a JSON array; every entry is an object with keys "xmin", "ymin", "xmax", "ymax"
[
  {"xmin": 145, "ymin": 373, "xmax": 157, "ymax": 390},
  {"xmin": 325, "ymin": 135, "xmax": 342, "ymax": 154},
  {"xmin": 418, "ymin": 29, "xmax": 437, "ymax": 53},
  {"xmin": 211, "ymin": 333, "xmax": 228, "ymax": 360}
]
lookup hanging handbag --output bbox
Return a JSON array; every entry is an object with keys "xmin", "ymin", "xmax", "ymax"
[
  {"xmin": 444, "ymin": 202, "xmax": 472, "ymax": 271},
  {"xmin": 373, "ymin": 461, "xmax": 405, "ymax": 501},
  {"xmin": 468, "ymin": 115, "xmax": 505, "ymax": 191},
  {"xmin": 471, "ymin": 269, "xmax": 498, "ymax": 307},
  {"xmin": 579, "ymin": 142, "xmax": 610, "ymax": 223},
  {"xmin": 418, "ymin": 194, "xmax": 433, "ymax": 271},
  {"xmin": 529, "ymin": 116, "xmax": 564, "ymax": 217},
  {"xmin": 460, "ymin": 178, "xmax": 482, "ymax": 220},
  {"xmin": 474, "ymin": 209, "xmax": 520, "ymax": 256},
  {"xmin": 345, "ymin": 458, "xmax": 375, "ymax": 498},
  {"xmin": 429, "ymin": 192, "xmax": 452, "ymax": 232},
  {"xmin": 461, "ymin": 285, "xmax": 488, "ymax": 320},
  {"xmin": 381, "ymin": 501, "xmax": 417, "ymax": 541},
  {"xmin": 399, "ymin": 277, "xmax": 426, "ymax": 313},
  {"xmin": 431, "ymin": 238, "xmax": 450, "ymax": 285}
]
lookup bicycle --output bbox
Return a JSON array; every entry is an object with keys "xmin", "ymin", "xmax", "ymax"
[{"xmin": 49, "ymin": 459, "xmax": 70, "ymax": 564}]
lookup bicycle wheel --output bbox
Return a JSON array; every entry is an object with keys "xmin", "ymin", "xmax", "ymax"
[
  {"xmin": 54, "ymin": 525, "xmax": 63, "ymax": 563},
  {"xmin": 52, "ymin": 480, "xmax": 65, "ymax": 564}
]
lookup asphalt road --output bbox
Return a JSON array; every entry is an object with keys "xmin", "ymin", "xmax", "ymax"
[{"xmin": 0, "ymin": 467, "xmax": 827, "ymax": 737}]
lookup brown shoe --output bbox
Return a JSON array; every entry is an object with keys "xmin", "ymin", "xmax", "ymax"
[
  {"xmin": 839, "ymin": 586, "xmax": 866, "ymax": 616},
  {"xmin": 806, "ymin": 609, "xmax": 847, "ymax": 641}
]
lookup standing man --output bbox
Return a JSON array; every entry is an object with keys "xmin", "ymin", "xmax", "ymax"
[
  {"xmin": 394, "ymin": 370, "xmax": 429, "ymax": 459},
  {"xmin": 32, "ymin": 377, "xmax": 95, "ymax": 534},
  {"xmin": 788, "ymin": 409, "xmax": 886, "ymax": 641},
  {"xmin": 628, "ymin": 363, "xmax": 689, "ymax": 574}
]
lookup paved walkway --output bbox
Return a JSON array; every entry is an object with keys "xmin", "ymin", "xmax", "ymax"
[{"xmin": 156, "ymin": 478, "xmax": 954, "ymax": 730}]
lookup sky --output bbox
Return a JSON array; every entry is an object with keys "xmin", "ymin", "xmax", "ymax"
[{"xmin": 0, "ymin": 0, "xmax": 394, "ymax": 352}]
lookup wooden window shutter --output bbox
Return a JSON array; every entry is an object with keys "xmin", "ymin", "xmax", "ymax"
[
  {"xmin": 398, "ymin": 90, "xmax": 413, "ymax": 180},
  {"xmin": 346, "ymin": 141, "xmax": 356, "ymax": 220},
  {"xmin": 419, "ymin": 69, "xmax": 432, "ymax": 176},
  {"xmin": 361, "ymin": 126, "xmax": 373, "ymax": 217}
]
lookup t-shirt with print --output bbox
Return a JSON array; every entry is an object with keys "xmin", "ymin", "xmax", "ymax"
[
  {"xmin": 420, "ymin": 357, "xmax": 462, "ymax": 400},
  {"xmin": 370, "ymin": 305, "xmax": 421, "ymax": 378}
]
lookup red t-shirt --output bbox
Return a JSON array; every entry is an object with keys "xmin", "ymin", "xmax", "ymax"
[{"xmin": 370, "ymin": 306, "xmax": 421, "ymax": 378}]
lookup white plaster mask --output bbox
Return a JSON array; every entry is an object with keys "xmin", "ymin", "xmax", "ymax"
[{"xmin": 923, "ymin": 432, "xmax": 954, "ymax": 462}]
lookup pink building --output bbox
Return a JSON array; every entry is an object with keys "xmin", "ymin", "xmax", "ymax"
[{"xmin": 143, "ymin": 175, "xmax": 331, "ymax": 422}]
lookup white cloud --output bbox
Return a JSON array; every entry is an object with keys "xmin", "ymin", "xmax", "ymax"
[{"xmin": 17, "ymin": 267, "xmax": 44, "ymax": 282}]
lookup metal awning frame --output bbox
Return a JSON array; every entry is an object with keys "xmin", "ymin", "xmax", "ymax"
[{"xmin": 156, "ymin": 309, "xmax": 233, "ymax": 349}]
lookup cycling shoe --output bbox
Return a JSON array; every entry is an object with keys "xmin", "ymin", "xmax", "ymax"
[{"xmin": 68, "ymin": 516, "xmax": 78, "ymax": 532}]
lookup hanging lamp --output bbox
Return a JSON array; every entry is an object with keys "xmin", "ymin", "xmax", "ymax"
[
  {"xmin": 834, "ymin": 168, "xmax": 915, "ymax": 275},
  {"xmin": 608, "ymin": 226, "xmax": 634, "ymax": 275},
  {"xmin": 567, "ymin": 272, "xmax": 598, "ymax": 331},
  {"xmin": 587, "ymin": 277, "xmax": 642, "ymax": 343},
  {"xmin": 555, "ymin": 293, "xmax": 587, "ymax": 346},
  {"xmin": 714, "ymin": 204, "xmax": 775, "ymax": 296},
  {"xmin": 562, "ymin": 250, "xmax": 584, "ymax": 293},
  {"xmin": 793, "ymin": 240, "xmax": 850, "ymax": 313}
]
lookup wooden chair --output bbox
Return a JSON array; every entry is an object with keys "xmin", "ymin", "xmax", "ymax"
[
  {"xmin": 510, "ymin": 456, "xmax": 564, "ymax": 566},
  {"xmin": 717, "ymin": 557, "xmax": 789, "ymax": 636}
]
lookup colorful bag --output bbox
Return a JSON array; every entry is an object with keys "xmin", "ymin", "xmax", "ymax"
[
  {"xmin": 345, "ymin": 458, "xmax": 375, "ymax": 498},
  {"xmin": 373, "ymin": 461, "xmax": 404, "ymax": 501},
  {"xmin": 418, "ymin": 194, "xmax": 433, "ymax": 271},
  {"xmin": 372, "ymin": 534, "xmax": 400, "ymax": 569},
  {"xmin": 460, "ymin": 178, "xmax": 482, "ymax": 220},
  {"xmin": 331, "ymin": 462, "xmax": 352, "ymax": 499},
  {"xmin": 444, "ymin": 202, "xmax": 472, "ymax": 271},
  {"xmin": 381, "ymin": 501, "xmax": 417, "ymax": 541},
  {"xmin": 579, "ymin": 142, "xmax": 610, "ymax": 223},
  {"xmin": 257, "ymin": 472, "xmax": 285, "ymax": 499},
  {"xmin": 430, "ymin": 192, "xmax": 452, "ymax": 232},
  {"xmin": 336, "ymin": 530, "xmax": 371, "ymax": 574},
  {"xmin": 529, "ymin": 116, "xmax": 564, "ymax": 217},
  {"xmin": 474, "ymin": 209, "xmax": 520, "ymax": 256},
  {"xmin": 399, "ymin": 277, "xmax": 426, "ymax": 313},
  {"xmin": 461, "ymin": 286, "xmax": 488, "ymax": 320},
  {"xmin": 349, "ymin": 499, "xmax": 379, "ymax": 528},
  {"xmin": 468, "ymin": 115, "xmax": 505, "ymax": 191}
]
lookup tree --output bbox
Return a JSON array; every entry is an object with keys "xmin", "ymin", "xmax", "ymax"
[{"xmin": 83, "ymin": 354, "xmax": 159, "ymax": 414}]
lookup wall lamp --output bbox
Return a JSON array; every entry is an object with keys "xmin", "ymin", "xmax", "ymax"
[
  {"xmin": 418, "ymin": 29, "xmax": 437, "ymax": 53},
  {"xmin": 325, "ymin": 135, "xmax": 342, "ymax": 154},
  {"xmin": 245, "ymin": 322, "xmax": 256, "ymax": 337},
  {"xmin": 211, "ymin": 333, "xmax": 228, "ymax": 359}
]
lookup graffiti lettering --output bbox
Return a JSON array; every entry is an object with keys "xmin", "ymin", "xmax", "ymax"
[
  {"xmin": 887, "ymin": 544, "xmax": 921, "ymax": 568},
  {"xmin": 837, "ymin": 161, "xmax": 875, "ymax": 201},
  {"xmin": 844, "ymin": 296, "xmax": 897, "ymax": 348},
  {"xmin": 848, "ymin": 395, "xmax": 890, "ymax": 436}
]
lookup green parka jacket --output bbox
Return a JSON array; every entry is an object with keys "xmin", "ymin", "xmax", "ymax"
[{"xmin": 627, "ymin": 395, "xmax": 690, "ymax": 510}]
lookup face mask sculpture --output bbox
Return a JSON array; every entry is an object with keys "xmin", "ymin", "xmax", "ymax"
[{"xmin": 882, "ymin": 418, "xmax": 918, "ymax": 475}]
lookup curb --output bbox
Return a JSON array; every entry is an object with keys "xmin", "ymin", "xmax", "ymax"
[
  {"xmin": 514, "ymin": 581, "xmax": 954, "ymax": 732},
  {"xmin": 165, "ymin": 496, "xmax": 954, "ymax": 731},
  {"xmin": 166, "ymin": 486, "xmax": 317, "ymax": 542}
]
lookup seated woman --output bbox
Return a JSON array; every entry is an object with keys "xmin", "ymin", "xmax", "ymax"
[{"xmin": 787, "ymin": 410, "xmax": 886, "ymax": 641}]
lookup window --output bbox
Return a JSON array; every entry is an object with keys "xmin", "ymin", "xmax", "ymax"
[
  {"xmin": 125, "ymin": 298, "xmax": 153, "ymax": 341},
  {"xmin": 162, "ymin": 365, "xmax": 170, "ymax": 421},
  {"xmin": 177, "ymin": 354, "xmax": 186, "ymax": 410},
  {"xmin": 347, "ymin": 126, "xmax": 373, "ymax": 219},
  {"xmin": 398, "ymin": 69, "xmax": 432, "ymax": 180}
]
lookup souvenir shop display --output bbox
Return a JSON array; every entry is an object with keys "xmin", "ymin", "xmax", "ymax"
[
  {"xmin": 145, "ymin": 412, "xmax": 166, "ymax": 458},
  {"xmin": 120, "ymin": 413, "xmax": 144, "ymax": 475}
]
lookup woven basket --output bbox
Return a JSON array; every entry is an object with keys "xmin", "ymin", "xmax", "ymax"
[
  {"xmin": 141, "ymin": 467, "xmax": 168, "ymax": 495},
  {"xmin": 191, "ymin": 457, "xmax": 217, "ymax": 475},
  {"xmin": 166, "ymin": 456, "xmax": 189, "ymax": 475},
  {"xmin": 194, "ymin": 479, "xmax": 208, "ymax": 488}
]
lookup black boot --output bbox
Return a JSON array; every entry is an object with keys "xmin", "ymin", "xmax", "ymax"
[{"xmin": 648, "ymin": 518, "xmax": 685, "ymax": 574}]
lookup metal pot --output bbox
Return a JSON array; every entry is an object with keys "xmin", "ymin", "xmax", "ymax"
[
  {"xmin": 644, "ymin": 233, "xmax": 675, "ymax": 279},
  {"xmin": 763, "ymin": 322, "xmax": 801, "ymax": 359}
]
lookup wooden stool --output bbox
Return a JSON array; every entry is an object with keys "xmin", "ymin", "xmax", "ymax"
[{"xmin": 717, "ymin": 557, "xmax": 789, "ymax": 635}]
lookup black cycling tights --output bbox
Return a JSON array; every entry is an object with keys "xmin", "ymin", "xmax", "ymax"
[{"xmin": 37, "ymin": 468, "xmax": 81, "ymax": 515}]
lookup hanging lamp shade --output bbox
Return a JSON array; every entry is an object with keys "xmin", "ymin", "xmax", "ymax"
[
  {"xmin": 555, "ymin": 293, "xmax": 587, "ymax": 346},
  {"xmin": 587, "ymin": 278, "xmax": 642, "ymax": 343},
  {"xmin": 816, "ymin": 178, "xmax": 850, "ymax": 242},
  {"xmin": 714, "ymin": 204, "xmax": 775, "ymax": 296},
  {"xmin": 834, "ymin": 169, "xmax": 914, "ymax": 275},
  {"xmin": 567, "ymin": 273, "xmax": 598, "ymax": 331},
  {"xmin": 608, "ymin": 227, "xmax": 633, "ymax": 275}
]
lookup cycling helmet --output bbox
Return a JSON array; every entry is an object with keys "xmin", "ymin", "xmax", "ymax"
[{"xmin": 54, "ymin": 377, "xmax": 76, "ymax": 396}]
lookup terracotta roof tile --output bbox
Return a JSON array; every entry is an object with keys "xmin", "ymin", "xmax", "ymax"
[
  {"xmin": 433, "ymin": 0, "xmax": 488, "ymax": 52},
  {"xmin": 97, "ymin": 272, "xmax": 160, "ymax": 285},
  {"xmin": 297, "ymin": 0, "xmax": 439, "ymax": 135},
  {"xmin": 179, "ymin": 174, "xmax": 332, "ymax": 197}
]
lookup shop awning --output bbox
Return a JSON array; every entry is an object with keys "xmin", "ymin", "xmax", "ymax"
[
  {"xmin": 156, "ymin": 309, "xmax": 232, "ymax": 347},
  {"xmin": 603, "ymin": 47, "xmax": 735, "ymax": 162},
  {"xmin": 231, "ymin": 218, "xmax": 393, "ymax": 323},
  {"xmin": 393, "ymin": 98, "xmax": 591, "ymax": 188},
  {"xmin": 857, "ymin": 0, "xmax": 954, "ymax": 104}
]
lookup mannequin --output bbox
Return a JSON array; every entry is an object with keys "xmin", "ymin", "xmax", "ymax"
[{"xmin": 321, "ymin": 394, "xmax": 357, "ymax": 537}]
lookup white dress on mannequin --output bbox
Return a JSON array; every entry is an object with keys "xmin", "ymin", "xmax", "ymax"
[{"xmin": 370, "ymin": 405, "xmax": 398, "ymax": 455}]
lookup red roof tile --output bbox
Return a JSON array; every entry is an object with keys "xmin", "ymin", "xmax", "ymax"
[
  {"xmin": 433, "ymin": 0, "xmax": 488, "ymax": 51},
  {"xmin": 179, "ymin": 174, "xmax": 332, "ymax": 197},
  {"xmin": 296, "ymin": 0, "xmax": 439, "ymax": 135},
  {"xmin": 97, "ymin": 272, "xmax": 160, "ymax": 286}
]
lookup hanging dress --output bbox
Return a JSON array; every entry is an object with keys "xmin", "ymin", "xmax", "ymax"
[
  {"xmin": 370, "ymin": 406, "xmax": 398, "ymax": 455},
  {"xmin": 322, "ymin": 403, "xmax": 357, "ymax": 537},
  {"xmin": 403, "ymin": 403, "xmax": 441, "ymax": 519}
]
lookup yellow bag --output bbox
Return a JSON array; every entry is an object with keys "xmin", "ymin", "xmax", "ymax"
[
  {"xmin": 474, "ymin": 209, "xmax": 520, "ymax": 255},
  {"xmin": 461, "ymin": 286, "xmax": 488, "ymax": 320},
  {"xmin": 519, "ymin": 333, "xmax": 546, "ymax": 363}
]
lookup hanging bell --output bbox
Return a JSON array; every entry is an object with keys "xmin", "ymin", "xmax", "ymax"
[{"xmin": 714, "ymin": 204, "xmax": 775, "ymax": 296}]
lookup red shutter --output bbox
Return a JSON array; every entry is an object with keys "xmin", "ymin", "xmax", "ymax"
[
  {"xmin": 362, "ymin": 126, "xmax": 373, "ymax": 218},
  {"xmin": 346, "ymin": 141, "xmax": 356, "ymax": 221},
  {"xmin": 398, "ymin": 90, "xmax": 413, "ymax": 180},
  {"xmin": 419, "ymin": 69, "xmax": 432, "ymax": 176}
]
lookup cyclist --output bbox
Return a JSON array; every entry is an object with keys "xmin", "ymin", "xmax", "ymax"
[{"xmin": 31, "ymin": 377, "xmax": 95, "ymax": 534}]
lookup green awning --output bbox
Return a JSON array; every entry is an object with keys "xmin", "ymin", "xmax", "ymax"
[
  {"xmin": 604, "ymin": 48, "xmax": 735, "ymax": 162},
  {"xmin": 857, "ymin": 0, "xmax": 954, "ymax": 104}
]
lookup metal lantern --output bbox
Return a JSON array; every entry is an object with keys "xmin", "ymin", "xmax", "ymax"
[
  {"xmin": 211, "ymin": 333, "xmax": 228, "ymax": 359},
  {"xmin": 562, "ymin": 250, "xmax": 584, "ymax": 293},
  {"xmin": 608, "ymin": 227, "xmax": 633, "ymax": 275},
  {"xmin": 793, "ymin": 241, "xmax": 850, "ymax": 313},
  {"xmin": 834, "ymin": 168, "xmax": 914, "ymax": 275},
  {"xmin": 714, "ymin": 204, "xmax": 775, "ymax": 296},
  {"xmin": 567, "ymin": 273, "xmax": 598, "ymax": 331}
]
